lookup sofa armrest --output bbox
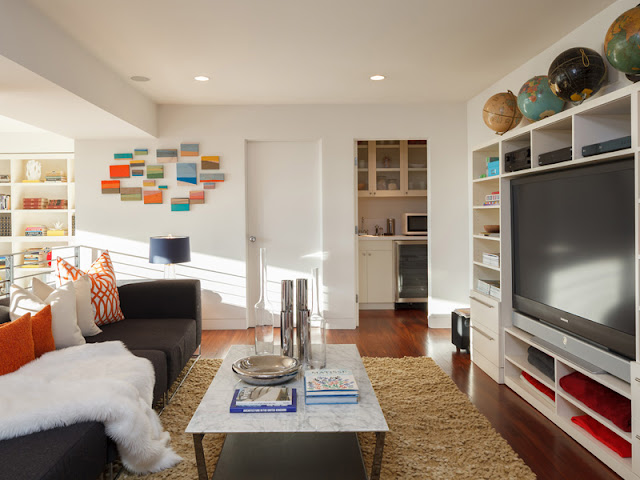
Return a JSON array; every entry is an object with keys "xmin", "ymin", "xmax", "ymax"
[
  {"xmin": 117, "ymin": 279, "xmax": 202, "ymax": 347},
  {"xmin": 0, "ymin": 304, "xmax": 10, "ymax": 324}
]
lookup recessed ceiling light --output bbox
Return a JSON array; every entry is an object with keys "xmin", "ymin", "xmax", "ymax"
[
  {"xmin": 370, "ymin": 75, "xmax": 385, "ymax": 81},
  {"xmin": 130, "ymin": 75, "xmax": 150, "ymax": 82},
  {"xmin": 194, "ymin": 76, "xmax": 210, "ymax": 82}
]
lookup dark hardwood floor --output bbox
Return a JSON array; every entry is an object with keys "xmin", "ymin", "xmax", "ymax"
[{"xmin": 201, "ymin": 309, "xmax": 621, "ymax": 480}]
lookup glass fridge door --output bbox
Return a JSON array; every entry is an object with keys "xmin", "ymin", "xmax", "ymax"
[{"xmin": 395, "ymin": 241, "xmax": 428, "ymax": 302}]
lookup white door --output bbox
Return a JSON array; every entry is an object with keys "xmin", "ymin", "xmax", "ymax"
[{"xmin": 245, "ymin": 140, "xmax": 322, "ymax": 326}]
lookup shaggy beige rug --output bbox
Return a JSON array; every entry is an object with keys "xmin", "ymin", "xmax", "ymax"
[{"xmin": 123, "ymin": 357, "xmax": 535, "ymax": 479}]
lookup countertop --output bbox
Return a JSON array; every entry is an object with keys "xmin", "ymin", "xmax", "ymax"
[{"xmin": 358, "ymin": 235, "xmax": 427, "ymax": 241}]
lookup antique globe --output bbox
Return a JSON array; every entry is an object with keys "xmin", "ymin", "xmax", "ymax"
[
  {"xmin": 605, "ymin": 4, "xmax": 640, "ymax": 81},
  {"xmin": 517, "ymin": 75, "xmax": 565, "ymax": 121},
  {"xmin": 482, "ymin": 90, "xmax": 522, "ymax": 135},
  {"xmin": 548, "ymin": 47, "xmax": 607, "ymax": 105}
]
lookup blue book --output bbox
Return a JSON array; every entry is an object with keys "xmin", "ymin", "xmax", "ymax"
[
  {"xmin": 229, "ymin": 388, "xmax": 297, "ymax": 413},
  {"xmin": 305, "ymin": 394, "xmax": 358, "ymax": 405}
]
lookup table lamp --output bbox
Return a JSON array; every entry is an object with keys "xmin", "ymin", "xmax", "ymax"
[{"xmin": 149, "ymin": 235, "xmax": 191, "ymax": 279}]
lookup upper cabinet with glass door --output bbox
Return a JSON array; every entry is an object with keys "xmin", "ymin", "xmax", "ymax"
[{"xmin": 357, "ymin": 140, "xmax": 427, "ymax": 197}]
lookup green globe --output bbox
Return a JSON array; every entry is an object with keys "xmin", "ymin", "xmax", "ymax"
[
  {"xmin": 517, "ymin": 75, "xmax": 565, "ymax": 121},
  {"xmin": 605, "ymin": 5, "xmax": 640, "ymax": 77}
]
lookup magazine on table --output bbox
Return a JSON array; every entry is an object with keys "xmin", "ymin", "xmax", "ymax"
[{"xmin": 230, "ymin": 387, "xmax": 297, "ymax": 413}]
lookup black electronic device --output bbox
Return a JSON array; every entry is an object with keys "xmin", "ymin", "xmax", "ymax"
[
  {"xmin": 511, "ymin": 158, "xmax": 636, "ymax": 360},
  {"xmin": 538, "ymin": 146, "xmax": 572, "ymax": 166},
  {"xmin": 581, "ymin": 135, "xmax": 631, "ymax": 157},
  {"xmin": 504, "ymin": 147, "xmax": 531, "ymax": 172}
]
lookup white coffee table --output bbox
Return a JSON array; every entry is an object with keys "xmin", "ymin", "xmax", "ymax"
[{"xmin": 186, "ymin": 344, "xmax": 389, "ymax": 480}]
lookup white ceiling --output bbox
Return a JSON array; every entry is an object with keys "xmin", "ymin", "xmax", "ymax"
[{"xmin": 27, "ymin": 0, "xmax": 616, "ymax": 105}]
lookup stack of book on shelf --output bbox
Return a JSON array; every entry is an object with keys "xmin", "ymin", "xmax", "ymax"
[
  {"xmin": 0, "ymin": 194, "xmax": 10, "ymax": 211},
  {"xmin": 0, "ymin": 174, "xmax": 10, "ymax": 183},
  {"xmin": 47, "ymin": 227, "xmax": 67, "ymax": 236},
  {"xmin": 304, "ymin": 369, "xmax": 359, "ymax": 404},
  {"xmin": 44, "ymin": 171, "xmax": 67, "ymax": 183},
  {"xmin": 0, "ymin": 256, "xmax": 6, "ymax": 268},
  {"xmin": 46, "ymin": 199, "xmax": 68, "ymax": 209},
  {"xmin": 23, "ymin": 198, "xmax": 48, "ymax": 209},
  {"xmin": 482, "ymin": 252, "xmax": 500, "ymax": 268},
  {"xmin": 25, "ymin": 225, "xmax": 47, "ymax": 237},
  {"xmin": 483, "ymin": 191, "xmax": 500, "ymax": 206},
  {"xmin": 229, "ymin": 386, "xmax": 296, "ymax": 413},
  {"xmin": 477, "ymin": 279, "xmax": 501, "ymax": 300},
  {"xmin": 22, "ymin": 248, "xmax": 49, "ymax": 268}
]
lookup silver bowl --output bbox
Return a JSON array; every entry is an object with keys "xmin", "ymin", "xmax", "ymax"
[{"xmin": 232, "ymin": 355, "xmax": 300, "ymax": 386}]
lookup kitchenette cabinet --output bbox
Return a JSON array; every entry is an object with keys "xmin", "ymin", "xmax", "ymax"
[
  {"xmin": 357, "ymin": 140, "xmax": 427, "ymax": 197},
  {"xmin": 358, "ymin": 239, "xmax": 394, "ymax": 304}
]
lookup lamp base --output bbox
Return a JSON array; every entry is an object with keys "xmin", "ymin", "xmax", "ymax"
[{"xmin": 163, "ymin": 264, "xmax": 176, "ymax": 279}]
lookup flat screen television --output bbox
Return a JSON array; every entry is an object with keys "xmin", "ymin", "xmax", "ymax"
[{"xmin": 511, "ymin": 158, "xmax": 636, "ymax": 360}]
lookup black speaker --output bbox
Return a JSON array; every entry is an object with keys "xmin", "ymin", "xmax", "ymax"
[
  {"xmin": 451, "ymin": 309, "xmax": 470, "ymax": 352},
  {"xmin": 504, "ymin": 147, "xmax": 531, "ymax": 172}
]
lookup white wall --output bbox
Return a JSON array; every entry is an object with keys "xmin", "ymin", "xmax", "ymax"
[
  {"xmin": 467, "ymin": 0, "xmax": 638, "ymax": 148},
  {"xmin": 76, "ymin": 103, "xmax": 469, "ymax": 329}
]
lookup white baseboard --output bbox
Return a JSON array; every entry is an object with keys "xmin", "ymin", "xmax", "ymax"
[
  {"xmin": 202, "ymin": 318, "xmax": 247, "ymax": 330},
  {"xmin": 428, "ymin": 313, "xmax": 450, "ymax": 329}
]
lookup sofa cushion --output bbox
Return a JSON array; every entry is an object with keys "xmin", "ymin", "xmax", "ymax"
[
  {"xmin": 31, "ymin": 305, "xmax": 55, "ymax": 358},
  {"xmin": 0, "ymin": 313, "xmax": 35, "ymax": 375},
  {"xmin": 85, "ymin": 317, "xmax": 196, "ymax": 387},
  {"xmin": 130, "ymin": 349, "xmax": 168, "ymax": 404},
  {"xmin": 0, "ymin": 422, "xmax": 108, "ymax": 480}
]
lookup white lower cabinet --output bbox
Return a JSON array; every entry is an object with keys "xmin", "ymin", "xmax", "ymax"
[
  {"xmin": 469, "ymin": 292, "xmax": 502, "ymax": 382},
  {"xmin": 632, "ymin": 362, "xmax": 640, "ymax": 476},
  {"xmin": 358, "ymin": 240, "xmax": 393, "ymax": 304}
]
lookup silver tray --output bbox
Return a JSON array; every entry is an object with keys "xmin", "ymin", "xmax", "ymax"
[{"xmin": 232, "ymin": 355, "xmax": 300, "ymax": 385}]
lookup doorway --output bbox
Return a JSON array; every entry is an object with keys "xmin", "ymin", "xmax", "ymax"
[{"xmin": 245, "ymin": 140, "xmax": 322, "ymax": 326}]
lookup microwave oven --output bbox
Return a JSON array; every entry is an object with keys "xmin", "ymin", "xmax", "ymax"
[{"xmin": 403, "ymin": 213, "xmax": 427, "ymax": 235}]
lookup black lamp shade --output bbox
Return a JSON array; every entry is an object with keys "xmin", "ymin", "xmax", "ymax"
[{"xmin": 149, "ymin": 236, "xmax": 191, "ymax": 264}]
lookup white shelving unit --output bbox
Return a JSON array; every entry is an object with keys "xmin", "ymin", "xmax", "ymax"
[
  {"xmin": 0, "ymin": 153, "xmax": 75, "ymax": 289},
  {"xmin": 469, "ymin": 82, "xmax": 640, "ymax": 479}
]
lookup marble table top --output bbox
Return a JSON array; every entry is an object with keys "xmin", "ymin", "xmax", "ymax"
[{"xmin": 186, "ymin": 344, "xmax": 388, "ymax": 434}]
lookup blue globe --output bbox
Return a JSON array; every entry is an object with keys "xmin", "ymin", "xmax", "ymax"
[{"xmin": 517, "ymin": 75, "xmax": 565, "ymax": 121}]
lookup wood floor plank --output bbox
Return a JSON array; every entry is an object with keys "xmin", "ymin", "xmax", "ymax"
[{"xmin": 200, "ymin": 309, "xmax": 621, "ymax": 479}]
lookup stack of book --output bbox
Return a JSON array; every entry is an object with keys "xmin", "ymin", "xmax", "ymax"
[
  {"xmin": 23, "ymin": 248, "xmax": 48, "ymax": 267},
  {"xmin": 47, "ymin": 227, "xmax": 67, "ymax": 236},
  {"xmin": 483, "ymin": 191, "xmax": 500, "ymax": 206},
  {"xmin": 44, "ymin": 171, "xmax": 66, "ymax": 183},
  {"xmin": 25, "ymin": 225, "xmax": 47, "ymax": 236},
  {"xmin": 229, "ymin": 386, "xmax": 296, "ymax": 413},
  {"xmin": 47, "ymin": 199, "xmax": 68, "ymax": 209},
  {"xmin": 482, "ymin": 252, "xmax": 500, "ymax": 267},
  {"xmin": 304, "ymin": 369, "xmax": 359, "ymax": 404},
  {"xmin": 0, "ymin": 174, "xmax": 10, "ymax": 183},
  {"xmin": 0, "ymin": 194, "xmax": 10, "ymax": 210},
  {"xmin": 23, "ymin": 198, "xmax": 48, "ymax": 209},
  {"xmin": 477, "ymin": 279, "xmax": 501, "ymax": 300}
]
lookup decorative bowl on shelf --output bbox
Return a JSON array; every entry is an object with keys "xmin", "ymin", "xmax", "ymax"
[
  {"xmin": 231, "ymin": 355, "xmax": 300, "ymax": 386},
  {"xmin": 483, "ymin": 225, "xmax": 500, "ymax": 234}
]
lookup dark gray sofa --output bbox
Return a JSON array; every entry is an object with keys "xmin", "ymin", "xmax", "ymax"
[{"xmin": 0, "ymin": 279, "xmax": 202, "ymax": 480}]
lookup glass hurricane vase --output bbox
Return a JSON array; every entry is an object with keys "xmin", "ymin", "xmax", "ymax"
[{"xmin": 254, "ymin": 247, "xmax": 274, "ymax": 355}]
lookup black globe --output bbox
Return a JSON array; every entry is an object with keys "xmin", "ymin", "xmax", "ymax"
[{"xmin": 548, "ymin": 47, "xmax": 607, "ymax": 105}]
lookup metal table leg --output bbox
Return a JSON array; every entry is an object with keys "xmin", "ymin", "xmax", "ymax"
[
  {"xmin": 370, "ymin": 431, "xmax": 386, "ymax": 480},
  {"xmin": 193, "ymin": 433, "xmax": 208, "ymax": 480}
]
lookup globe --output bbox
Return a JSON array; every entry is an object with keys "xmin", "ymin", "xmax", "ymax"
[
  {"xmin": 548, "ymin": 47, "xmax": 607, "ymax": 105},
  {"xmin": 517, "ymin": 75, "xmax": 565, "ymax": 121},
  {"xmin": 482, "ymin": 90, "xmax": 522, "ymax": 135},
  {"xmin": 605, "ymin": 4, "xmax": 640, "ymax": 80}
]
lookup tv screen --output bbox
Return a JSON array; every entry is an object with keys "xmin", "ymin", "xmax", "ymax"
[{"xmin": 511, "ymin": 158, "xmax": 635, "ymax": 360}]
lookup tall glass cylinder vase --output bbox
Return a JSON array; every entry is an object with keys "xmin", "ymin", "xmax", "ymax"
[
  {"xmin": 307, "ymin": 267, "xmax": 326, "ymax": 369},
  {"xmin": 254, "ymin": 247, "xmax": 274, "ymax": 355}
]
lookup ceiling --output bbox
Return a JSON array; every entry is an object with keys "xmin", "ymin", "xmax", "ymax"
[{"xmin": 27, "ymin": 0, "xmax": 616, "ymax": 105}]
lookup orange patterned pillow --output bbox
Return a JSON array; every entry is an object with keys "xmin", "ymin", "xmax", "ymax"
[
  {"xmin": 32, "ymin": 305, "xmax": 55, "ymax": 358},
  {"xmin": 56, "ymin": 251, "xmax": 124, "ymax": 326},
  {"xmin": 0, "ymin": 313, "xmax": 35, "ymax": 375}
]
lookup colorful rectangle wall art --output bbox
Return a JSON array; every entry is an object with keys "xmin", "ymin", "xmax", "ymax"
[
  {"xmin": 147, "ymin": 165, "xmax": 164, "ymax": 179},
  {"xmin": 180, "ymin": 143, "xmax": 199, "ymax": 157},
  {"xmin": 132, "ymin": 169, "xmax": 144, "ymax": 177},
  {"xmin": 121, "ymin": 187, "xmax": 142, "ymax": 201},
  {"xmin": 130, "ymin": 159, "xmax": 145, "ymax": 167},
  {"xmin": 114, "ymin": 153, "xmax": 132, "ymax": 160},
  {"xmin": 158, "ymin": 185, "xmax": 168, "ymax": 189},
  {"xmin": 201, "ymin": 156, "xmax": 220, "ymax": 170},
  {"xmin": 203, "ymin": 183, "xmax": 215, "ymax": 190},
  {"xmin": 101, "ymin": 180, "xmax": 120, "ymax": 194},
  {"xmin": 134, "ymin": 149, "xmax": 148, "ymax": 156},
  {"xmin": 143, "ymin": 180, "xmax": 156, "ymax": 187},
  {"xmin": 200, "ymin": 173, "xmax": 224, "ymax": 184},
  {"xmin": 189, "ymin": 190, "xmax": 204, "ymax": 204},
  {"xmin": 143, "ymin": 190, "xmax": 163, "ymax": 204},
  {"xmin": 177, "ymin": 163, "xmax": 197, "ymax": 186},
  {"xmin": 171, "ymin": 198, "xmax": 189, "ymax": 212},
  {"xmin": 110, "ymin": 165, "xmax": 130, "ymax": 178},
  {"xmin": 157, "ymin": 149, "xmax": 178, "ymax": 163}
]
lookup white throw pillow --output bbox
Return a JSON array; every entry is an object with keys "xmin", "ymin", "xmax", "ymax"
[
  {"xmin": 32, "ymin": 276, "xmax": 101, "ymax": 337},
  {"xmin": 10, "ymin": 282, "xmax": 85, "ymax": 349}
]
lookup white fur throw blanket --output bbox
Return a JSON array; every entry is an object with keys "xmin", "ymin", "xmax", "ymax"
[{"xmin": 0, "ymin": 341, "xmax": 181, "ymax": 473}]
